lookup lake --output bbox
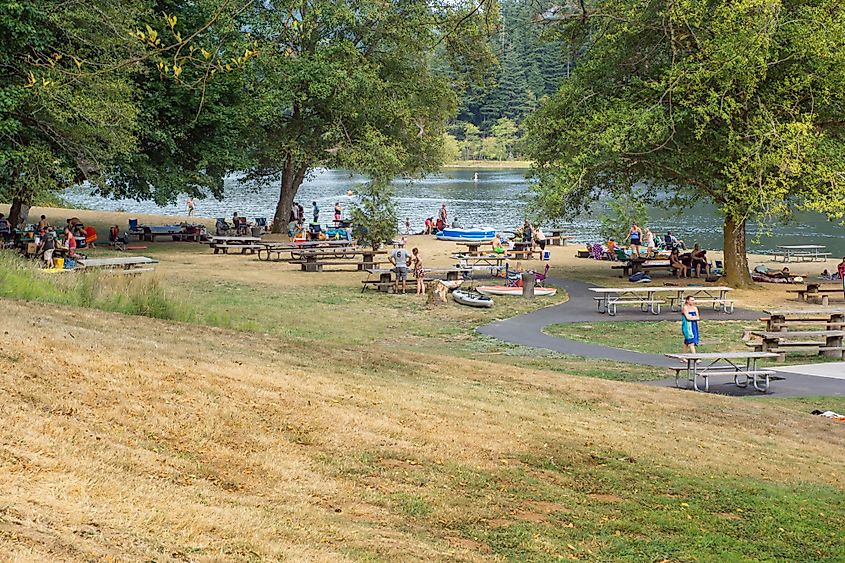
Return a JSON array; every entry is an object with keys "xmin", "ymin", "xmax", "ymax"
[{"xmin": 63, "ymin": 168, "xmax": 845, "ymax": 256}]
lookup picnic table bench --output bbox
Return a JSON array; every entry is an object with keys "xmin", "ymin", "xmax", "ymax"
[
  {"xmin": 665, "ymin": 352, "xmax": 779, "ymax": 392},
  {"xmin": 290, "ymin": 249, "xmax": 386, "ymax": 272},
  {"xmin": 362, "ymin": 267, "xmax": 471, "ymax": 292},
  {"xmin": 763, "ymin": 308, "xmax": 845, "ymax": 331},
  {"xmin": 786, "ymin": 283, "xmax": 845, "ymax": 305},
  {"xmin": 256, "ymin": 240, "xmax": 356, "ymax": 261},
  {"xmin": 611, "ymin": 259, "xmax": 671, "ymax": 277},
  {"xmin": 208, "ymin": 236, "xmax": 262, "ymax": 254},
  {"xmin": 589, "ymin": 286, "xmax": 734, "ymax": 316},
  {"xmin": 77, "ymin": 256, "xmax": 158, "ymax": 272},
  {"xmin": 771, "ymin": 245, "xmax": 831, "ymax": 262},
  {"xmin": 747, "ymin": 330, "xmax": 845, "ymax": 360}
]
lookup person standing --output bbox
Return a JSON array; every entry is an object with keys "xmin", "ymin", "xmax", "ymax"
[
  {"xmin": 333, "ymin": 202, "xmax": 342, "ymax": 226},
  {"xmin": 187, "ymin": 197, "xmax": 195, "ymax": 216},
  {"xmin": 405, "ymin": 217, "xmax": 411, "ymax": 234},
  {"xmin": 37, "ymin": 215, "xmax": 50, "ymax": 230},
  {"xmin": 312, "ymin": 201, "xmax": 320, "ymax": 223},
  {"xmin": 626, "ymin": 223, "xmax": 643, "ymax": 256},
  {"xmin": 389, "ymin": 245, "xmax": 412, "ymax": 294},
  {"xmin": 535, "ymin": 225, "xmax": 547, "ymax": 252},
  {"xmin": 681, "ymin": 296, "xmax": 700, "ymax": 354},
  {"xmin": 838, "ymin": 256, "xmax": 845, "ymax": 297},
  {"xmin": 643, "ymin": 227, "xmax": 655, "ymax": 254},
  {"xmin": 439, "ymin": 203, "xmax": 447, "ymax": 225},
  {"xmin": 412, "ymin": 247, "xmax": 425, "ymax": 295},
  {"xmin": 522, "ymin": 220, "xmax": 533, "ymax": 249},
  {"xmin": 64, "ymin": 226, "xmax": 77, "ymax": 259}
]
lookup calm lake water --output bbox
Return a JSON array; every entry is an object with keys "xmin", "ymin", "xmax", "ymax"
[{"xmin": 63, "ymin": 168, "xmax": 845, "ymax": 256}]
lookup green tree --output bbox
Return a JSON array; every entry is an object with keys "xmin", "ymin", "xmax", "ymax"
[
  {"xmin": 0, "ymin": 0, "xmax": 143, "ymax": 225},
  {"xmin": 490, "ymin": 117, "xmax": 518, "ymax": 159},
  {"xmin": 241, "ymin": 0, "xmax": 498, "ymax": 233},
  {"xmin": 527, "ymin": 0, "xmax": 845, "ymax": 287},
  {"xmin": 461, "ymin": 123, "xmax": 483, "ymax": 159},
  {"xmin": 351, "ymin": 179, "xmax": 397, "ymax": 249},
  {"xmin": 104, "ymin": 1, "xmax": 255, "ymax": 206},
  {"xmin": 599, "ymin": 197, "xmax": 648, "ymax": 242}
]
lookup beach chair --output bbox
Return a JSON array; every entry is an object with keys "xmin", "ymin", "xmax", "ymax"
[
  {"xmin": 128, "ymin": 218, "xmax": 143, "ymax": 240},
  {"xmin": 533, "ymin": 263, "xmax": 550, "ymax": 287},
  {"xmin": 614, "ymin": 248, "xmax": 629, "ymax": 261}
]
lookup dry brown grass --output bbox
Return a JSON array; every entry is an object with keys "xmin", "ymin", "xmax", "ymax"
[{"xmin": 1, "ymin": 300, "xmax": 843, "ymax": 560}]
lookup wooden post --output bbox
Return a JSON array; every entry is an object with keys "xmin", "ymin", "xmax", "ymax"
[{"xmin": 521, "ymin": 272, "xmax": 535, "ymax": 298}]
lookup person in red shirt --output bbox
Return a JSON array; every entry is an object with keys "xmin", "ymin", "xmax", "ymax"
[
  {"xmin": 838, "ymin": 256, "xmax": 845, "ymax": 294},
  {"xmin": 65, "ymin": 227, "xmax": 77, "ymax": 258}
]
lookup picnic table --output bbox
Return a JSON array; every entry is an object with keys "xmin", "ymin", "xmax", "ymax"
[
  {"xmin": 362, "ymin": 267, "xmax": 471, "ymax": 292},
  {"xmin": 612, "ymin": 258, "xmax": 671, "ymax": 277},
  {"xmin": 748, "ymin": 330, "xmax": 845, "ymax": 360},
  {"xmin": 787, "ymin": 283, "xmax": 845, "ymax": 305},
  {"xmin": 452, "ymin": 253, "xmax": 508, "ymax": 273},
  {"xmin": 77, "ymin": 256, "xmax": 158, "ymax": 273},
  {"xmin": 665, "ymin": 352, "xmax": 779, "ymax": 392},
  {"xmin": 772, "ymin": 245, "xmax": 831, "ymax": 262},
  {"xmin": 138, "ymin": 224, "xmax": 203, "ymax": 242},
  {"xmin": 762, "ymin": 308, "xmax": 845, "ymax": 331},
  {"xmin": 291, "ymin": 248, "xmax": 387, "ymax": 272},
  {"xmin": 548, "ymin": 229, "xmax": 575, "ymax": 246},
  {"xmin": 208, "ymin": 236, "xmax": 262, "ymax": 254},
  {"xmin": 256, "ymin": 240, "xmax": 356, "ymax": 261},
  {"xmin": 589, "ymin": 286, "xmax": 734, "ymax": 316}
]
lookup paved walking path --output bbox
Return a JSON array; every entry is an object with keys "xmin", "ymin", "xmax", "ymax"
[{"xmin": 477, "ymin": 276, "xmax": 845, "ymax": 397}]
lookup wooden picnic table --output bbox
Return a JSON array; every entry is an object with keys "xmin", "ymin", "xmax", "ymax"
[
  {"xmin": 762, "ymin": 308, "xmax": 845, "ymax": 331},
  {"xmin": 255, "ymin": 239, "xmax": 356, "ymax": 260},
  {"xmin": 749, "ymin": 330, "xmax": 845, "ymax": 360},
  {"xmin": 77, "ymin": 256, "xmax": 158, "ymax": 272},
  {"xmin": 612, "ymin": 258, "xmax": 671, "ymax": 277},
  {"xmin": 547, "ymin": 229, "xmax": 575, "ymax": 246},
  {"xmin": 665, "ymin": 351, "xmax": 779, "ymax": 392},
  {"xmin": 786, "ymin": 283, "xmax": 845, "ymax": 304},
  {"xmin": 140, "ymin": 224, "xmax": 203, "ymax": 242},
  {"xmin": 772, "ymin": 245, "xmax": 831, "ymax": 262},
  {"xmin": 589, "ymin": 286, "xmax": 734, "ymax": 316},
  {"xmin": 362, "ymin": 267, "xmax": 471, "ymax": 292},
  {"xmin": 291, "ymin": 248, "xmax": 387, "ymax": 272},
  {"xmin": 208, "ymin": 236, "xmax": 262, "ymax": 254}
]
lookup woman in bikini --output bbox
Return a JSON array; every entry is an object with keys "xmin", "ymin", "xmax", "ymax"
[{"xmin": 412, "ymin": 247, "xmax": 425, "ymax": 295}]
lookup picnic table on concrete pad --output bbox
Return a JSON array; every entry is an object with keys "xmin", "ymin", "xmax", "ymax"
[
  {"xmin": 749, "ymin": 330, "xmax": 845, "ymax": 360},
  {"xmin": 589, "ymin": 286, "xmax": 734, "ymax": 316},
  {"xmin": 666, "ymin": 286, "xmax": 735, "ymax": 313},
  {"xmin": 665, "ymin": 351, "xmax": 779, "ymax": 392},
  {"xmin": 772, "ymin": 245, "xmax": 831, "ymax": 262},
  {"xmin": 763, "ymin": 308, "xmax": 845, "ymax": 331}
]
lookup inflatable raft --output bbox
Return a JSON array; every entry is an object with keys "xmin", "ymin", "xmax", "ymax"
[
  {"xmin": 476, "ymin": 286, "xmax": 557, "ymax": 297},
  {"xmin": 435, "ymin": 227, "xmax": 496, "ymax": 242}
]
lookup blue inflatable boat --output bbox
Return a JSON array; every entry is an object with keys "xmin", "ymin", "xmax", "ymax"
[{"xmin": 435, "ymin": 228, "xmax": 496, "ymax": 242}]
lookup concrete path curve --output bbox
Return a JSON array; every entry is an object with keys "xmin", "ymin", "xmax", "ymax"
[{"xmin": 477, "ymin": 276, "xmax": 845, "ymax": 397}]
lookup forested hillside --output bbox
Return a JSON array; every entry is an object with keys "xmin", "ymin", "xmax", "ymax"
[{"xmin": 447, "ymin": 0, "xmax": 569, "ymax": 161}]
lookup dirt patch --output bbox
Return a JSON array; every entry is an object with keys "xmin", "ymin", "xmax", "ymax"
[{"xmin": 446, "ymin": 536, "xmax": 492, "ymax": 554}]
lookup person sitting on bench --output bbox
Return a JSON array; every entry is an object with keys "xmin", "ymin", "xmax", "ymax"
[
  {"xmin": 670, "ymin": 248, "xmax": 688, "ymax": 277},
  {"xmin": 664, "ymin": 231, "xmax": 685, "ymax": 250}
]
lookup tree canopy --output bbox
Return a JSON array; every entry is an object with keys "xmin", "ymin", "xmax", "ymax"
[
  {"xmin": 526, "ymin": 0, "xmax": 845, "ymax": 286},
  {"xmin": 239, "ymin": 0, "xmax": 499, "ymax": 232}
]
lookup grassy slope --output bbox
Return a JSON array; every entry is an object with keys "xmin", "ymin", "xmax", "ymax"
[{"xmin": 1, "ymin": 299, "xmax": 845, "ymax": 560}]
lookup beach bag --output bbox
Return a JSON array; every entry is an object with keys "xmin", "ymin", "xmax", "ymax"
[
  {"xmin": 63, "ymin": 258, "xmax": 76, "ymax": 269},
  {"xmin": 629, "ymin": 272, "xmax": 651, "ymax": 283}
]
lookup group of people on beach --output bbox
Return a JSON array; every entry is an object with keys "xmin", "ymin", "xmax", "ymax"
[{"xmin": 423, "ymin": 204, "xmax": 451, "ymax": 234}]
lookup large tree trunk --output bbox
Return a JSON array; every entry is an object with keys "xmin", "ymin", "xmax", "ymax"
[
  {"xmin": 8, "ymin": 193, "xmax": 32, "ymax": 228},
  {"xmin": 722, "ymin": 214, "xmax": 753, "ymax": 288},
  {"xmin": 270, "ymin": 153, "xmax": 308, "ymax": 234}
]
